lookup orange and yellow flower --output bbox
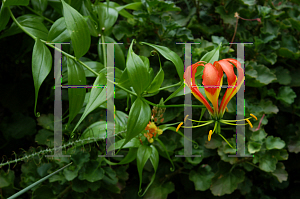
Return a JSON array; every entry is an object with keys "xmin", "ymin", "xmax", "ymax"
[{"xmin": 144, "ymin": 122, "xmax": 163, "ymax": 143}]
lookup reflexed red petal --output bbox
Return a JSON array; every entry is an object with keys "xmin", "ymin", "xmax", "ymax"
[{"xmin": 202, "ymin": 63, "xmax": 221, "ymax": 95}]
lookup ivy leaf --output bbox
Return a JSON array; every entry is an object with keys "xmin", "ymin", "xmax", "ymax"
[
  {"xmin": 271, "ymin": 162, "xmax": 288, "ymax": 183},
  {"xmin": 276, "ymin": 86, "xmax": 297, "ymax": 104},
  {"xmin": 258, "ymin": 152, "xmax": 277, "ymax": 172},
  {"xmin": 265, "ymin": 136, "xmax": 285, "ymax": 150},
  {"xmin": 189, "ymin": 165, "xmax": 214, "ymax": 191},
  {"xmin": 210, "ymin": 162, "xmax": 245, "ymax": 196}
]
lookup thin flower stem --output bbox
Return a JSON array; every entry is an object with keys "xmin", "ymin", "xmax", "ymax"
[
  {"xmin": 182, "ymin": 121, "xmax": 214, "ymax": 128},
  {"xmin": 219, "ymin": 133, "xmax": 234, "ymax": 149},
  {"xmin": 101, "ymin": 35, "xmax": 107, "ymax": 68},
  {"xmin": 25, "ymin": 6, "xmax": 54, "ymax": 23}
]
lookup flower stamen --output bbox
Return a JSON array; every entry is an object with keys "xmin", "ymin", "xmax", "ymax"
[
  {"xmin": 250, "ymin": 113, "xmax": 257, "ymax": 120},
  {"xmin": 245, "ymin": 119, "xmax": 253, "ymax": 128}
]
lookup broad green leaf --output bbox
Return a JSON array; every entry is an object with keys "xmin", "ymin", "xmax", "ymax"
[
  {"xmin": 78, "ymin": 160, "xmax": 104, "ymax": 182},
  {"xmin": 32, "ymin": 39, "xmax": 52, "ymax": 116},
  {"xmin": 105, "ymin": 148, "xmax": 138, "ymax": 165},
  {"xmin": 71, "ymin": 73, "xmax": 112, "ymax": 136},
  {"xmin": 258, "ymin": 152, "xmax": 277, "ymax": 172},
  {"xmin": 47, "ymin": 17, "xmax": 70, "ymax": 42},
  {"xmin": 248, "ymin": 141, "xmax": 262, "ymax": 154},
  {"xmin": 146, "ymin": 66, "xmax": 164, "ymax": 93},
  {"xmin": 276, "ymin": 86, "xmax": 297, "ymax": 104},
  {"xmin": 250, "ymin": 129, "xmax": 267, "ymax": 141},
  {"xmin": 119, "ymin": 97, "xmax": 151, "ymax": 150},
  {"xmin": 95, "ymin": 3, "xmax": 118, "ymax": 34},
  {"xmin": 67, "ymin": 58, "xmax": 86, "ymax": 127},
  {"xmin": 189, "ymin": 165, "xmax": 214, "ymax": 191},
  {"xmin": 3, "ymin": 0, "xmax": 29, "ymax": 7},
  {"xmin": 103, "ymin": 1, "xmax": 135, "ymax": 19},
  {"xmin": 140, "ymin": 42, "xmax": 184, "ymax": 82},
  {"xmin": 126, "ymin": 41, "xmax": 151, "ymax": 95},
  {"xmin": 210, "ymin": 162, "xmax": 245, "ymax": 196},
  {"xmin": 238, "ymin": 177, "xmax": 252, "ymax": 195},
  {"xmin": 164, "ymin": 82, "xmax": 184, "ymax": 103},
  {"xmin": 288, "ymin": 18, "xmax": 300, "ymax": 31},
  {"xmin": 110, "ymin": 138, "xmax": 141, "ymax": 151},
  {"xmin": 245, "ymin": 61, "xmax": 277, "ymax": 87},
  {"xmin": 62, "ymin": 0, "xmax": 90, "ymax": 59},
  {"xmin": 136, "ymin": 145, "xmax": 152, "ymax": 197},
  {"xmin": 97, "ymin": 36, "xmax": 125, "ymax": 70},
  {"xmin": 115, "ymin": 2, "xmax": 143, "ymax": 11},
  {"xmin": 31, "ymin": 0, "xmax": 48, "ymax": 14},
  {"xmin": 265, "ymin": 136, "xmax": 285, "ymax": 150},
  {"xmin": 288, "ymin": 135, "xmax": 300, "ymax": 154},
  {"xmin": 0, "ymin": 4, "xmax": 10, "ymax": 32},
  {"xmin": 0, "ymin": 14, "xmax": 48, "ymax": 40},
  {"xmin": 271, "ymin": 162, "xmax": 288, "ymax": 183},
  {"xmin": 143, "ymin": 181, "xmax": 175, "ymax": 199},
  {"xmin": 37, "ymin": 163, "xmax": 52, "ymax": 177}
]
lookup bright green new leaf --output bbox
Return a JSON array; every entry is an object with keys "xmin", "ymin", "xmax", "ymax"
[
  {"xmin": 32, "ymin": 39, "xmax": 52, "ymax": 116},
  {"xmin": 67, "ymin": 58, "xmax": 86, "ymax": 127},
  {"xmin": 146, "ymin": 65, "xmax": 164, "ymax": 93},
  {"xmin": 61, "ymin": 0, "xmax": 90, "ymax": 59},
  {"xmin": 95, "ymin": 3, "xmax": 118, "ymax": 34},
  {"xmin": 47, "ymin": 17, "xmax": 70, "ymax": 42}
]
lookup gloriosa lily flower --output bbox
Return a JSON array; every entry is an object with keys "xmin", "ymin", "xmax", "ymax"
[
  {"xmin": 176, "ymin": 58, "xmax": 258, "ymax": 148},
  {"xmin": 144, "ymin": 122, "xmax": 163, "ymax": 143}
]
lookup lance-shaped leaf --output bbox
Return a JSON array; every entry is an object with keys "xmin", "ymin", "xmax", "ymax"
[
  {"xmin": 67, "ymin": 58, "xmax": 86, "ymax": 127},
  {"xmin": 3, "ymin": 0, "xmax": 29, "ymax": 7},
  {"xmin": 0, "ymin": 14, "xmax": 48, "ymax": 40},
  {"xmin": 32, "ymin": 39, "xmax": 52, "ymax": 116},
  {"xmin": 81, "ymin": 0, "xmax": 99, "ymax": 37},
  {"xmin": 31, "ymin": 0, "xmax": 48, "ymax": 14},
  {"xmin": 126, "ymin": 41, "xmax": 151, "ymax": 96},
  {"xmin": 71, "ymin": 72, "xmax": 112, "ymax": 136},
  {"xmin": 146, "ymin": 64, "xmax": 164, "ymax": 93},
  {"xmin": 47, "ymin": 17, "xmax": 70, "ymax": 43},
  {"xmin": 0, "ymin": 4, "xmax": 10, "ymax": 32},
  {"xmin": 61, "ymin": 0, "xmax": 90, "ymax": 59},
  {"xmin": 118, "ymin": 97, "xmax": 150, "ymax": 151},
  {"xmin": 140, "ymin": 42, "xmax": 184, "ymax": 82}
]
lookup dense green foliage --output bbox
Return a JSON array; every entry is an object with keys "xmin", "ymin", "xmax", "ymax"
[{"xmin": 0, "ymin": 0, "xmax": 300, "ymax": 198}]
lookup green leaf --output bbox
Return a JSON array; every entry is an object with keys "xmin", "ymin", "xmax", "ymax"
[
  {"xmin": 271, "ymin": 162, "xmax": 288, "ymax": 183},
  {"xmin": 248, "ymin": 141, "xmax": 262, "ymax": 154},
  {"xmin": 189, "ymin": 165, "xmax": 214, "ymax": 191},
  {"xmin": 96, "ymin": 3, "xmax": 118, "ymax": 34},
  {"xmin": 82, "ymin": 61, "xmax": 104, "ymax": 77},
  {"xmin": 31, "ymin": 0, "xmax": 48, "ymax": 14},
  {"xmin": 258, "ymin": 152, "xmax": 277, "ymax": 172},
  {"xmin": 0, "ymin": 4, "xmax": 10, "ymax": 32},
  {"xmin": 137, "ymin": 145, "xmax": 152, "ymax": 193},
  {"xmin": 288, "ymin": 18, "xmax": 300, "ymax": 31},
  {"xmin": 288, "ymin": 135, "xmax": 300, "ymax": 154},
  {"xmin": 265, "ymin": 136, "xmax": 285, "ymax": 150},
  {"xmin": 143, "ymin": 181, "xmax": 175, "ymax": 199},
  {"xmin": 238, "ymin": 177, "xmax": 252, "ymax": 195},
  {"xmin": 276, "ymin": 86, "xmax": 297, "ymax": 104},
  {"xmin": 274, "ymin": 67, "xmax": 291, "ymax": 85},
  {"xmin": 67, "ymin": 58, "xmax": 86, "ymax": 127},
  {"xmin": 0, "ymin": 14, "xmax": 48, "ymax": 40},
  {"xmin": 37, "ymin": 163, "xmax": 52, "ymax": 177},
  {"xmin": 140, "ymin": 42, "xmax": 184, "ymax": 82},
  {"xmin": 119, "ymin": 97, "xmax": 151, "ymax": 150},
  {"xmin": 97, "ymin": 36, "xmax": 125, "ymax": 70},
  {"xmin": 210, "ymin": 162, "xmax": 245, "ymax": 196},
  {"xmin": 126, "ymin": 41, "xmax": 151, "ymax": 95},
  {"xmin": 62, "ymin": 0, "xmax": 90, "ymax": 59},
  {"xmin": 78, "ymin": 160, "xmax": 104, "ymax": 182},
  {"xmin": 35, "ymin": 129, "xmax": 54, "ymax": 147},
  {"xmin": 32, "ymin": 38, "xmax": 52, "ymax": 116},
  {"xmin": 71, "ymin": 73, "xmax": 111, "ymax": 136},
  {"xmin": 4, "ymin": 0, "xmax": 29, "ymax": 7},
  {"xmin": 81, "ymin": 0, "xmax": 99, "ymax": 37},
  {"xmin": 47, "ymin": 17, "xmax": 70, "ymax": 43}
]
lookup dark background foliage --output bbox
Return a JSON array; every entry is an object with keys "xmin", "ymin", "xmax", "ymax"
[{"xmin": 0, "ymin": 0, "xmax": 300, "ymax": 198}]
